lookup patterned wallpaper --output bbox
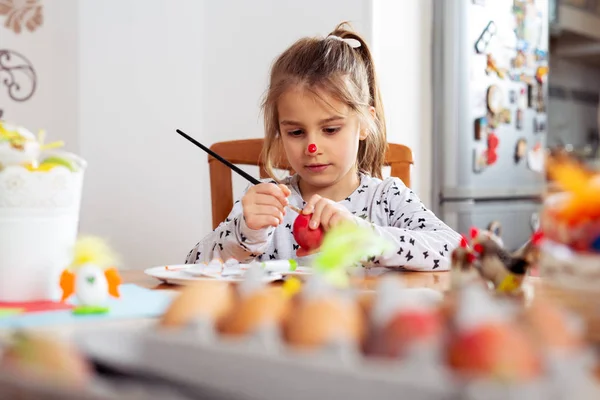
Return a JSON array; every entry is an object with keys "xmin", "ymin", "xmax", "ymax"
[{"xmin": 0, "ymin": 0, "xmax": 42, "ymax": 119}]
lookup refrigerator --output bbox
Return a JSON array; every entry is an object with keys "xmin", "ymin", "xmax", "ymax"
[{"xmin": 432, "ymin": 0, "xmax": 549, "ymax": 251}]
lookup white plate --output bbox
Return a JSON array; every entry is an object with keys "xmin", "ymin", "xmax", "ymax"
[
  {"xmin": 186, "ymin": 263, "xmax": 313, "ymax": 279},
  {"xmin": 144, "ymin": 265, "xmax": 283, "ymax": 285},
  {"xmin": 145, "ymin": 261, "xmax": 313, "ymax": 286}
]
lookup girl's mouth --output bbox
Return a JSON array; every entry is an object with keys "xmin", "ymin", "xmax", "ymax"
[{"xmin": 305, "ymin": 164, "xmax": 331, "ymax": 173}]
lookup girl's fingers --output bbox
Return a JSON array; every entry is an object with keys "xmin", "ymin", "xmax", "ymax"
[
  {"xmin": 255, "ymin": 183, "xmax": 289, "ymax": 208},
  {"xmin": 278, "ymin": 184, "xmax": 291, "ymax": 197},
  {"xmin": 302, "ymin": 194, "xmax": 322, "ymax": 215},
  {"xmin": 245, "ymin": 214, "xmax": 282, "ymax": 230},
  {"xmin": 253, "ymin": 194, "xmax": 286, "ymax": 214},
  {"xmin": 319, "ymin": 205, "xmax": 337, "ymax": 231},
  {"xmin": 328, "ymin": 212, "xmax": 351, "ymax": 230},
  {"xmin": 248, "ymin": 205, "xmax": 284, "ymax": 222},
  {"xmin": 309, "ymin": 198, "xmax": 329, "ymax": 230}
]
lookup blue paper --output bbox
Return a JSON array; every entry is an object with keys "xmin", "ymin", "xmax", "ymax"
[{"xmin": 0, "ymin": 284, "xmax": 173, "ymax": 329}]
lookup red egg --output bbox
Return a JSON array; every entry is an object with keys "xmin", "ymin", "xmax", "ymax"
[
  {"xmin": 447, "ymin": 323, "xmax": 541, "ymax": 381},
  {"xmin": 293, "ymin": 213, "xmax": 324, "ymax": 251},
  {"xmin": 368, "ymin": 310, "xmax": 443, "ymax": 358}
]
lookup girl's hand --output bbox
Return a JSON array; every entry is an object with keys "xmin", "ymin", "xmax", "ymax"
[
  {"xmin": 302, "ymin": 194, "xmax": 355, "ymax": 231},
  {"xmin": 241, "ymin": 183, "xmax": 291, "ymax": 230},
  {"xmin": 295, "ymin": 194, "xmax": 354, "ymax": 257}
]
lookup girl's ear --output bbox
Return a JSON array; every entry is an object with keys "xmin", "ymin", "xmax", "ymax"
[{"xmin": 359, "ymin": 106, "xmax": 376, "ymax": 140}]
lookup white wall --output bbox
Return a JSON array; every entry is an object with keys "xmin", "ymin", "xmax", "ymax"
[
  {"xmin": 3, "ymin": 0, "xmax": 431, "ymax": 270},
  {"xmin": 371, "ymin": 0, "xmax": 433, "ymax": 206},
  {"xmin": 77, "ymin": 0, "xmax": 373, "ymax": 269}
]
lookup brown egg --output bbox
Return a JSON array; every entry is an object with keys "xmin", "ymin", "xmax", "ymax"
[
  {"xmin": 284, "ymin": 296, "xmax": 365, "ymax": 349},
  {"xmin": 219, "ymin": 286, "xmax": 290, "ymax": 336},
  {"xmin": 357, "ymin": 291, "xmax": 375, "ymax": 315},
  {"xmin": 1, "ymin": 333, "xmax": 91, "ymax": 387},
  {"xmin": 159, "ymin": 280, "xmax": 235, "ymax": 328}
]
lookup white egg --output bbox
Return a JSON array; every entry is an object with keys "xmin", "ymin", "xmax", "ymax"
[{"xmin": 75, "ymin": 264, "xmax": 108, "ymax": 306}]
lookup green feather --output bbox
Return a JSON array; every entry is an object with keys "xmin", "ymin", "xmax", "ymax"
[{"xmin": 312, "ymin": 222, "xmax": 393, "ymax": 286}]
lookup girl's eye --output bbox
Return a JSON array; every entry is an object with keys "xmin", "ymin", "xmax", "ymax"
[
  {"xmin": 323, "ymin": 127, "xmax": 341, "ymax": 134},
  {"xmin": 287, "ymin": 130, "xmax": 304, "ymax": 137}
]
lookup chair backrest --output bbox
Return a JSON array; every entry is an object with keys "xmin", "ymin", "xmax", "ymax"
[{"xmin": 208, "ymin": 139, "xmax": 413, "ymax": 229}]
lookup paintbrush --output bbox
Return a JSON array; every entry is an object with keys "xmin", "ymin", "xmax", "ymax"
[{"xmin": 176, "ymin": 129, "xmax": 302, "ymax": 214}]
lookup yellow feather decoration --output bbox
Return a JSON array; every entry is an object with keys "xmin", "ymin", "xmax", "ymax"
[{"xmin": 68, "ymin": 236, "xmax": 119, "ymax": 271}]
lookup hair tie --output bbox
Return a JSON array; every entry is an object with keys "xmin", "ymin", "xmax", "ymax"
[{"xmin": 327, "ymin": 35, "xmax": 361, "ymax": 49}]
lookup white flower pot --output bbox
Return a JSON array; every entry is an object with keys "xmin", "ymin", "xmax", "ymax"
[{"xmin": 0, "ymin": 152, "xmax": 86, "ymax": 302}]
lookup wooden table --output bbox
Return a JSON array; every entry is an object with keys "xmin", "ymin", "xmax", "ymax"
[{"xmin": 120, "ymin": 269, "xmax": 454, "ymax": 291}]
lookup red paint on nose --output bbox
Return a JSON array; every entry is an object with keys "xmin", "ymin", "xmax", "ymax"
[{"xmin": 308, "ymin": 143, "xmax": 317, "ymax": 153}]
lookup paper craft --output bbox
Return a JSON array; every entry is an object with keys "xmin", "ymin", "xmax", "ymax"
[
  {"xmin": 0, "ymin": 308, "xmax": 22, "ymax": 318},
  {"xmin": 0, "ymin": 284, "xmax": 173, "ymax": 328},
  {"xmin": 0, "ymin": 300, "xmax": 73, "ymax": 313}
]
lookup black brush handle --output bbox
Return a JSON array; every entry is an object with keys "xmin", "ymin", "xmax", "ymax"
[{"xmin": 176, "ymin": 129, "xmax": 261, "ymax": 185}]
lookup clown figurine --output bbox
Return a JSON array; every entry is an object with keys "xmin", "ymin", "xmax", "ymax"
[{"xmin": 59, "ymin": 237, "xmax": 122, "ymax": 314}]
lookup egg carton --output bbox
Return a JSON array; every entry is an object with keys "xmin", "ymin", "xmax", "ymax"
[
  {"xmin": 73, "ymin": 318, "xmax": 600, "ymax": 400},
  {"xmin": 0, "ymin": 363, "xmax": 231, "ymax": 400}
]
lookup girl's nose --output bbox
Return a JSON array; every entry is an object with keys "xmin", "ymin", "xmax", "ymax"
[{"xmin": 304, "ymin": 141, "xmax": 319, "ymax": 156}]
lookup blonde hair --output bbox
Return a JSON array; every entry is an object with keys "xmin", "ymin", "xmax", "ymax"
[{"xmin": 261, "ymin": 22, "xmax": 387, "ymax": 180}]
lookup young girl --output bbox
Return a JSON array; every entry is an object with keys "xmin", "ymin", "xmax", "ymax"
[{"xmin": 185, "ymin": 23, "xmax": 462, "ymax": 272}]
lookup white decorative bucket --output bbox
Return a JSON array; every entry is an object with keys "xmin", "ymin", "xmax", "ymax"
[{"xmin": 0, "ymin": 152, "xmax": 86, "ymax": 302}]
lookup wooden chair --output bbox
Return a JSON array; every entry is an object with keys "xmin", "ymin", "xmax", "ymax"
[{"xmin": 208, "ymin": 139, "xmax": 414, "ymax": 229}]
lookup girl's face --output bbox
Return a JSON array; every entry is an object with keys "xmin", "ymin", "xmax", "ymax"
[{"xmin": 277, "ymin": 85, "xmax": 368, "ymax": 198}]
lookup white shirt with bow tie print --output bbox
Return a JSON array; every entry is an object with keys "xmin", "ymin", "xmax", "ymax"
[{"xmin": 185, "ymin": 173, "xmax": 462, "ymax": 274}]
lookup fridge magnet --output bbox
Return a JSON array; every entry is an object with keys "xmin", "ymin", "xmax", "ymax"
[
  {"xmin": 474, "ymin": 117, "xmax": 488, "ymax": 141},
  {"xmin": 486, "ymin": 148, "xmax": 498, "ymax": 166},
  {"xmin": 533, "ymin": 116, "xmax": 546, "ymax": 133},
  {"xmin": 511, "ymin": 50, "xmax": 526, "ymax": 69},
  {"xmin": 518, "ymin": 87, "xmax": 527, "ymax": 109},
  {"xmin": 486, "ymin": 85, "xmax": 503, "ymax": 114},
  {"xmin": 486, "ymin": 133, "xmax": 499, "ymax": 166},
  {"xmin": 499, "ymin": 108, "xmax": 512, "ymax": 124},
  {"xmin": 534, "ymin": 49, "xmax": 548, "ymax": 62},
  {"xmin": 536, "ymin": 85, "xmax": 546, "ymax": 113},
  {"xmin": 473, "ymin": 145, "xmax": 487, "ymax": 173},
  {"xmin": 535, "ymin": 66, "xmax": 548, "ymax": 84},
  {"xmin": 508, "ymin": 90, "xmax": 516, "ymax": 104},
  {"xmin": 485, "ymin": 54, "xmax": 507, "ymax": 79},
  {"xmin": 511, "ymin": 73, "xmax": 535, "ymax": 85},
  {"xmin": 527, "ymin": 84, "xmax": 538, "ymax": 109},
  {"xmin": 526, "ymin": 142, "xmax": 544, "ymax": 173},
  {"xmin": 516, "ymin": 109, "xmax": 523, "ymax": 130},
  {"xmin": 475, "ymin": 21, "xmax": 497, "ymax": 54},
  {"xmin": 514, "ymin": 138, "xmax": 528, "ymax": 163},
  {"xmin": 487, "ymin": 132, "xmax": 499, "ymax": 151}
]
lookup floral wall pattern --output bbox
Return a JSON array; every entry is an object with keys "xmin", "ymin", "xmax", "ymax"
[{"xmin": 0, "ymin": 0, "xmax": 43, "ymax": 119}]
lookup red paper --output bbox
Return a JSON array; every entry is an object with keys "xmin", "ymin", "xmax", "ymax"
[{"xmin": 0, "ymin": 301, "xmax": 73, "ymax": 313}]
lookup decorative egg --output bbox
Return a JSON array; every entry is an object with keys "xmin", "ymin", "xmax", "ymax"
[
  {"xmin": 284, "ymin": 295, "xmax": 364, "ymax": 349},
  {"xmin": 447, "ymin": 322, "xmax": 541, "ymax": 381},
  {"xmin": 75, "ymin": 264, "xmax": 109, "ymax": 306},
  {"xmin": 160, "ymin": 280, "xmax": 235, "ymax": 328},
  {"xmin": 0, "ymin": 333, "xmax": 91, "ymax": 387},
  {"xmin": 521, "ymin": 300, "xmax": 584, "ymax": 352},
  {"xmin": 218, "ymin": 286, "xmax": 289, "ymax": 336}
]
